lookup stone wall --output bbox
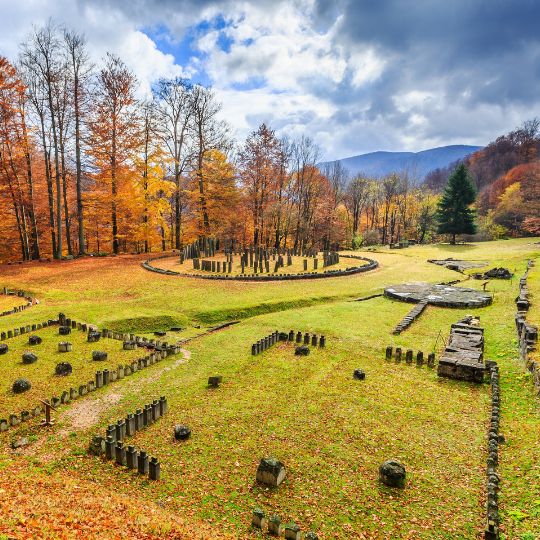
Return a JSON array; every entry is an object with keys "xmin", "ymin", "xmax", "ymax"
[
  {"xmin": 437, "ymin": 317, "xmax": 486, "ymax": 383},
  {"xmin": 515, "ymin": 260, "xmax": 539, "ymax": 394}
]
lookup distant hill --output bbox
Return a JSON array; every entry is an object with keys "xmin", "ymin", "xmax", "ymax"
[{"xmin": 322, "ymin": 145, "xmax": 482, "ymax": 180}]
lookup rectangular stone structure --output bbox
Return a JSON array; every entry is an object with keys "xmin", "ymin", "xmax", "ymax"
[
  {"xmin": 115, "ymin": 442, "xmax": 126, "ymax": 466},
  {"xmin": 126, "ymin": 446, "xmax": 137, "ymax": 469},
  {"xmin": 137, "ymin": 451, "xmax": 149, "ymax": 474},
  {"xmin": 149, "ymin": 457, "xmax": 160, "ymax": 481},
  {"xmin": 126, "ymin": 414, "xmax": 136, "ymax": 437},
  {"xmin": 437, "ymin": 319, "xmax": 486, "ymax": 383}
]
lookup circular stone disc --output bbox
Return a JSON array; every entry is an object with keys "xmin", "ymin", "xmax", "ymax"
[{"xmin": 384, "ymin": 282, "xmax": 492, "ymax": 308}]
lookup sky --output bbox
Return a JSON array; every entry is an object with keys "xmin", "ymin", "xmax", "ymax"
[{"xmin": 1, "ymin": 0, "xmax": 539, "ymax": 161}]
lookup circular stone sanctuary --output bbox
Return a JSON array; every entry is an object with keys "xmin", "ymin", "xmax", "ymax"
[
  {"xmin": 143, "ymin": 251, "xmax": 378, "ymax": 281},
  {"xmin": 384, "ymin": 282, "xmax": 492, "ymax": 308},
  {"xmin": 142, "ymin": 237, "xmax": 379, "ymax": 281}
]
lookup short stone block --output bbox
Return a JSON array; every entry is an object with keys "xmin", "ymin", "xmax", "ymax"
[
  {"xmin": 252, "ymin": 508, "xmax": 266, "ymax": 529},
  {"xmin": 284, "ymin": 523, "xmax": 302, "ymax": 540},
  {"xmin": 379, "ymin": 459, "xmax": 406, "ymax": 488},
  {"xmin": 256, "ymin": 458, "xmax": 286, "ymax": 487}
]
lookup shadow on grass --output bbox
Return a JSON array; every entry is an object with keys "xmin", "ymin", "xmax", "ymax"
[{"xmin": 436, "ymin": 243, "xmax": 478, "ymax": 252}]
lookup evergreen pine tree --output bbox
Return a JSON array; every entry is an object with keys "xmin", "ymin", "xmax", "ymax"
[{"xmin": 436, "ymin": 163, "xmax": 477, "ymax": 244}]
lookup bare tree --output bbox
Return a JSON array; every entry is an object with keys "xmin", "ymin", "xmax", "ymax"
[
  {"xmin": 322, "ymin": 160, "xmax": 348, "ymax": 250},
  {"xmin": 190, "ymin": 85, "xmax": 229, "ymax": 236},
  {"xmin": 290, "ymin": 136, "xmax": 321, "ymax": 251},
  {"xmin": 153, "ymin": 77, "xmax": 193, "ymax": 248},
  {"xmin": 20, "ymin": 21, "xmax": 64, "ymax": 258},
  {"xmin": 345, "ymin": 174, "xmax": 369, "ymax": 243},
  {"xmin": 89, "ymin": 53, "xmax": 140, "ymax": 254},
  {"xmin": 64, "ymin": 28, "xmax": 92, "ymax": 255},
  {"xmin": 21, "ymin": 69, "xmax": 57, "ymax": 256}
]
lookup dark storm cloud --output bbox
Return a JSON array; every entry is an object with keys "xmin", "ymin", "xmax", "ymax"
[{"xmin": 317, "ymin": 0, "xmax": 540, "ymax": 107}]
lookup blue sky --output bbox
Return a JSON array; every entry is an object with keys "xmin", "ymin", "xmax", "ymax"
[{"xmin": 1, "ymin": 0, "xmax": 539, "ymax": 160}]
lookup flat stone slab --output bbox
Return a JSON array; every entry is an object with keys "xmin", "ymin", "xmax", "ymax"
[
  {"xmin": 384, "ymin": 282, "xmax": 492, "ymax": 308},
  {"xmin": 428, "ymin": 258, "xmax": 487, "ymax": 272}
]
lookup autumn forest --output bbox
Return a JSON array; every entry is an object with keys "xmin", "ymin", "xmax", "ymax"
[{"xmin": 1, "ymin": 22, "xmax": 539, "ymax": 263}]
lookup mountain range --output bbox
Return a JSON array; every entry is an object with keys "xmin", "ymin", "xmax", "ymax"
[{"xmin": 322, "ymin": 144, "xmax": 482, "ymax": 180}]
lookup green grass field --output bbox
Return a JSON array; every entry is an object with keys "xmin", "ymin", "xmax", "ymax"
[{"xmin": 0, "ymin": 238, "xmax": 539, "ymax": 539}]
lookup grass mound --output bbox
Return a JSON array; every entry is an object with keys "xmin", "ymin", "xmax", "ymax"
[{"xmin": 107, "ymin": 314, "xmax": 189, "ymax": 334}]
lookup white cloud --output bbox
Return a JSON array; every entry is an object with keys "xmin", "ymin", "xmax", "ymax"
[
  {"xmin": 2, "ymin": 0, "xmax": 537, "ymax": 161},
  {"xmin": 0, "ymin": 0, "xmax": 183, "ymax": 98},
  {"xmin": 349, "ymin": 48, "xmax": 386, "ymax": 87}
]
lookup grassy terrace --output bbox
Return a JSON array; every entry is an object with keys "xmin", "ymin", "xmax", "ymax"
[
  {"xmin": 0, "ymin": 294, "xmax": 28, "ymax": 312},
  {"xmin": 0, "ymin": 326, "xmax": 143, "ymax": 415},
  {"xmin": 0, "ymin": 238, "xmax": 539, "ymax": 539}
]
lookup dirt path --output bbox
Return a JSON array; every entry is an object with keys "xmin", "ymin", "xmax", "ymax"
[{"xmin": 57, "ymin": 347, "xmax": 192, "ymax": 434}]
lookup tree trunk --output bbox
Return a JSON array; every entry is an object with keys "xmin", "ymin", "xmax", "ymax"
[
  {"xmin": 20, "ymin": 108, "xmax": 40, "ymax": 259},
  {"xmin": 38, "ymin": 116, "xmax": 57, "ymax": 257},
  {"xmin": 111, "ymin": 115, "xmax": 118, "ymax": 254},
  {"xmin": 73, "ymin": 63, "xmax": 85, "ymax": 254}
]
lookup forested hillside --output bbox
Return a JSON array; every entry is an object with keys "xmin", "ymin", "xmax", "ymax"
[{"xmin": 425, "ymin": 119, "xmax": 540, "ymax": 237}]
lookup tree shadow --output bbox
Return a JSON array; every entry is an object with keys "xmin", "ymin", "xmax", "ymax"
[{"xmin": 436, "ymin": 243, "xmax": 477, "ymax": 253}]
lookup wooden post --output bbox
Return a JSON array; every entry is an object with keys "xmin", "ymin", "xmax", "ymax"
[{"xmin": 39, "ymin": 399, "xmax": 57, "ymax": 427}]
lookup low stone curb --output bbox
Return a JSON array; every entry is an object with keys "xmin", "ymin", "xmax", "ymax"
[{"xmin": 515, "ymin": 259, "xmax": 538, "ymax": 393}]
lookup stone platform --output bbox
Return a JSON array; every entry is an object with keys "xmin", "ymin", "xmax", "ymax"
[
  {"xmin": 384, "ymin": 282, "xmax": 492, "ymax": 308},
  {"xmin": 437, "ymin": 318, "xmax": 486, "ymax": 383},
  {"xmin": 428, "ymin": 258, "xmax": 487, "ymax": 272}
]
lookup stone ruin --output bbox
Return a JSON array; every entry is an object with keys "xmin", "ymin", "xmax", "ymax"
[
  {"xmin": 437, "ymin": 316, "xmax": 486, "ymax": 383},
  {"xmin": 251, "ymin": 330, "xmax": 326, "ymax": 356},
  {"xmin": 0, "ymin": 286, "xmax": 37, "ymax": 318},
  {"xmin": 473, "ymin": 267, "xmax": 513, "ymax": 280},
  {"xmin": 174, "ymin": 425, "xmax": 191, "ymax": 440},
  {"xmin": 428, "ymin": 258, "xmax": 487, "ymax": 273},
  {"xmin": 0, "ymin": 312, "xmax": 181, "ymax": 433},
  {"xmin": 385, "ymin": 282, "xmax": 492, "ymax": 335},
  {"xmin": 58, "ymin": 342, "xmax": 72, "ymax": 353},
  {"xmin": 28, "ymin": 335, "xmax": 42, "ymax": 345},
  {"xmin": 12, "ymin": 378, "xmax": 31, "ymax": 394},
  {"xmin": 379, "ymin": 459, "xmax": 406, "ymax": 488},
  {"xmin": 385, "ymin": 282, "xmax": 492, "ymax": 308},
  {"xmin": 90, "ymin": 396, "xmax": 168, "ymax": 482},
  {"xmin": 208, "ymin": 375, "xmax": 223, "ymax": 388},
  {"xmin": 252, "ymin": 509, "xmax": 318, "ymax": 539},
  {"xmin": 55, "ymin": 362, "xmax": 72, "ymax": 376},
  {"xmin": 256, "ymin": 457, "xmax": 286, "ymax": 487},
  {"xmin": 385, "ymin": 346, "xmax": 436, "ymax": 368},
  {"xmin": 353, "ymin": 368, "xmax": 366, "ymax": 380},
  {"xmin": 22, "ymin": 352, "xmax": 37, "ymax": 364}
]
